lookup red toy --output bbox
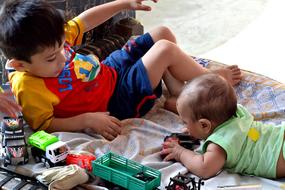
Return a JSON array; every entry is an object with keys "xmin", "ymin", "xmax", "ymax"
[{"xmin": 66, "ymin": 154, "xmax": 96, "ymax": 171}]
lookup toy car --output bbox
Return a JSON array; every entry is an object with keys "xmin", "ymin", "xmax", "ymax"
[
  {"xmin": 1, "ymin": 116, "xmax": 29, "ymax": 166},
  {"xmin": 66, "ymin": 153, "xmax": 96, "ymax": 171},
  {"xmin": 163, "ymin": 133, "xmax": 200, "ymax": 150},
  {"xmin": 161, "ymin": 133, "xmax": 201, "ymax": 160}
]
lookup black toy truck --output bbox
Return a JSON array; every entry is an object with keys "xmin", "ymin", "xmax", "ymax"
[{"xmin": 0, "ymin": 116, "xmax": 29, "ymax": 166}]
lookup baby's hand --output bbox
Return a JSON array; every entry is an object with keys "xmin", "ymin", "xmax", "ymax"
[
  {"xmin": 161, "ymin": 140, "xmax": 185, "ymax": 162},
  {"xmin": 85, "ymin": 112, "xmax": 122, "ymax": 141},
  {"xmin": 0, "ymin": 91, "xmax": 21, "ymax": 118},
  {"xmin": 118, "ymin": 0, "xmax": 158, "ymax": 11}
]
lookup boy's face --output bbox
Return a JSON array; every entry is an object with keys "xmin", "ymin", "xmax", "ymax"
[{"xmin": 20, "ymin": 41, "xmax": 66, "ymax": 78}]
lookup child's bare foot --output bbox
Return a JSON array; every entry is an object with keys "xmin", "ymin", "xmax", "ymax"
[{"xmin": 213, "ymin": 65, "xmax": 242, "ymax": 86}]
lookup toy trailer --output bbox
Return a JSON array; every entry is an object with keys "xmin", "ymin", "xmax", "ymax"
[
  {"xmin": 0, "ymin": 116, "xmax": 29, "ymax": 167},
  {"xmin": 28, "ymin": 130, "xmax": 69, "ymax": 168},
  {"xmin": 92, "ymin": 152, "xmax": 161, "ymax": 190}
]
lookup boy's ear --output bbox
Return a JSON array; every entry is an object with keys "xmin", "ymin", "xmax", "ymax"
[
  {"xmin": 7, "ymin": 59, "xmax": 27, "ymax": 72},
  {"xmin": 198, "ymin": 118, "xmax": 212, "ymax": 134}
]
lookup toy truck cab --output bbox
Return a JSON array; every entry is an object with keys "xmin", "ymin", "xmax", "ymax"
[
  {"xmin": 45, "ymin": 141, "xmax": 69, "ymax": 165},
  {"xmin": 0, "ymin": 116, "xmax": 29, "ymax": 166},
  {"xmin": 28, "ymin": 130, "xmax": 69, "ymax": 168}
]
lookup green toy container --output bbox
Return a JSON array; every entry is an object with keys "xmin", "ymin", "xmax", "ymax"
[
  {"xmin": 92, "ymin": 152, "xmax": 161, "ymax": 190},
  {"xmin": 28, "ymin": 130, "xmax": 59, "ymax": 151}
]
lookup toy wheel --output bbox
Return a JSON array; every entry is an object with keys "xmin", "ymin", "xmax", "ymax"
[
  {"xmin": 44, "ymin": 160, "xmax": 51, "ymax": 168},
  {"xmin": 33, "ymin": 156, "xmax": 40, "ymax": 163}
]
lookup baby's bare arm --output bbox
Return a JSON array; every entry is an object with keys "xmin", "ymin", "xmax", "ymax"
[
  {"xmin": 162, "ymin": 141, "xmax": 226, "ymax": 179},
  {"xmin": 180, "ymin": 143, "xmax": 226, "ymax": 178},
  {"xmin": 47, "ymin": 112, "xmax": 122, "ymax": 141}
]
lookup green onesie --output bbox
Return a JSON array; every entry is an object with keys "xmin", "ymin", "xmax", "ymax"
[{"xmin": 202, "ymin": 104, "xmax": 285, "ymax": 178}]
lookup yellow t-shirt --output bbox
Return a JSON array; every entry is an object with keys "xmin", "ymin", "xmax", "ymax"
[{"xmin": 65, "ymin": 17, "xmax": 85, "ymax": 46}]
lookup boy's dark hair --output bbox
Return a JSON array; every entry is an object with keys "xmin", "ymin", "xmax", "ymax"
[
  {"xmin": 179, "ymin": 73, "xmax": 237, "ymax": 126},
  {"xmin": 0, "ymin": 0, "xmax": 64, "ymax": 62}
]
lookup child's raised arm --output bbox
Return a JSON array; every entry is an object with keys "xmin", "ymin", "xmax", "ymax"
[
  {"xmin": 77, "ymin": 0, "xmax": 158, "ymax": 32},
  {"xmin": 162, "ymin": 141, "xmax": 226, "ymax": 179}
]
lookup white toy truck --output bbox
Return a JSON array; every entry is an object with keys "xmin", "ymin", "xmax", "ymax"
[{"xmin": 28, "ymin": 130, "xmax": 69, "ymax": 168}]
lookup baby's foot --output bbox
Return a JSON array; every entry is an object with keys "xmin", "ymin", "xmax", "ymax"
[{"xmin": 213, "ymin": 65, "xmax": 242, "ymax": 86}]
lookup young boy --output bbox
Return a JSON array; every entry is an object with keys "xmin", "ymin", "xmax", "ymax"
[
  {"xmin": 0, "ymin": 0, "xmax": 241, "ymax": 141},
  {"xmin": 161, "ymin": 73, "xmax": 285, "ymax": 179},
  {"xmin": 0, "ymin": 87, "xmax": 21, "ymax": 118}
]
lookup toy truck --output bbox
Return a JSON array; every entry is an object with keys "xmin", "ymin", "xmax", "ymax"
[
  {"xmin": 92, "ymin": 152, "xmax": 161, "ymax": 190},
  {"xmin": 0, "ymin": 116, "xmax": 29, "ymax": 166},
  {"xmin": 28, "ymin": 130, "xmax": 70, "ymax": 168}
]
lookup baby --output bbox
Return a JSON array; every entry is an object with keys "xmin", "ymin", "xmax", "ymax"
[{"xmin": 161, "ymin": 73, "xmax": 285, "ymax": 179}]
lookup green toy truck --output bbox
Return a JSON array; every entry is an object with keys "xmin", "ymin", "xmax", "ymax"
[
  {"xmin": 28, "ymin": 130, "xmax": 69, "ymax": 168},
  {"xmin": 92, "ymin": 152, "xmax": 161, "ymax": 190}
]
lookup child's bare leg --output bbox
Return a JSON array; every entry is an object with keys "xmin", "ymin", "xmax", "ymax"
[
  {"xmin": 145, "ymin": 27, "xmax": 242, "ymax": 113},
  {"xmin": 147, "ymin": 26, "xmax": 186, "ymax": 97},
  {"xmin": 147, "ymin": 26, "xmax": 242, "ymax": 92},
  {"xmin": 149, "ymin": 26, "xmax": 177, "ymax": 44},
  {"xmin": 142, "ymin": 39, "xmax": 241, "ymax": 91},
  {"xmin": 164, "ymin": 96, "xmax": 178, "ymax": 114},
  {"xmin": 147, "ymin": 26, "xmax": 242, "ymax": 87},
  {"xmin": 163, "ymin": 70, "xmax": 184, "ymax": 97},
  {"xmin": 142, "ymin": 40, "xmax": 208, "ymax": 89}
]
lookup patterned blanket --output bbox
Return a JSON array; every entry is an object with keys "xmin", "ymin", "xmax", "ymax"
[{"xmin": 2, "ymin": 59, "xmax": 285, "ymax": 189}]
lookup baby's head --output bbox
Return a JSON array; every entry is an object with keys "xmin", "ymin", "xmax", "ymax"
[
  {"xmin": 0, "ymin": 0, "xmax": 66, "ymax": 77},
  {"xmin": 177, "ymin": 73, "xmax": 237, "ymax": 139}
]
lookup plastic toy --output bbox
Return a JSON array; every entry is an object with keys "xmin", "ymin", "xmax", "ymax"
[
  {"xmin": 66, "ymin": 153, "xmax": 96, "ymax": 171},
  {"xmin": 98, "ymin": 179, "xmax": 128, "ymax": 190},
  {"xmin": 0, "ymin": 166, "xmax": 47, "ymax": 189},
  {"xmin": 28, "ymin": 130, "xmax": 69, "ymax": 168},
  {"xmin": 161, "ymin": 133, "xmax": 201, "ymax": 161},
  {"xmin": 165, "ymin": 173, "xmax": 204, "ymax": 190},
  {"xmin": 92, "ymin": 152, "xmax": 161, "ymax": 190},
  {"xmin": 163, "ymin": 133, "xmax": 200, "ymax": 150},
  {"xmin": 0, "ymin": 116, "xmax": 29, "ymax": 167}
]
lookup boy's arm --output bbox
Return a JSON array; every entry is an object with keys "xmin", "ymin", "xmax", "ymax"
[
  {"xmin": 47, "ymin": 112, "xmax": 123, "ymax": 141},
  {"xmin": 0, "ymin": 89, "xmax": 22, "ymax": 118},
  {"xmin": 179, "ymin": 143, "xmax": 226, "ymax": 178},
  {"xmin": 77, "ymin": 0, "xmax": 157, "ymax": 32}
]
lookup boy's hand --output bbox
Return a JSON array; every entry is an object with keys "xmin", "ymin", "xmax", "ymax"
[
  {"xmin": 161, "ymin": 139, "xmax": 186, "ymax": 162},
  {"xmin": 118, "ymin": 0, "xmax": 158, "ymax": 11},
  {"xmin": 85, "ymin": 112, "xmax": 122, "ymax": 141},
  {"xmin": 0, "ymin": 91, "xmax": 22, "ymax": 118}
]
